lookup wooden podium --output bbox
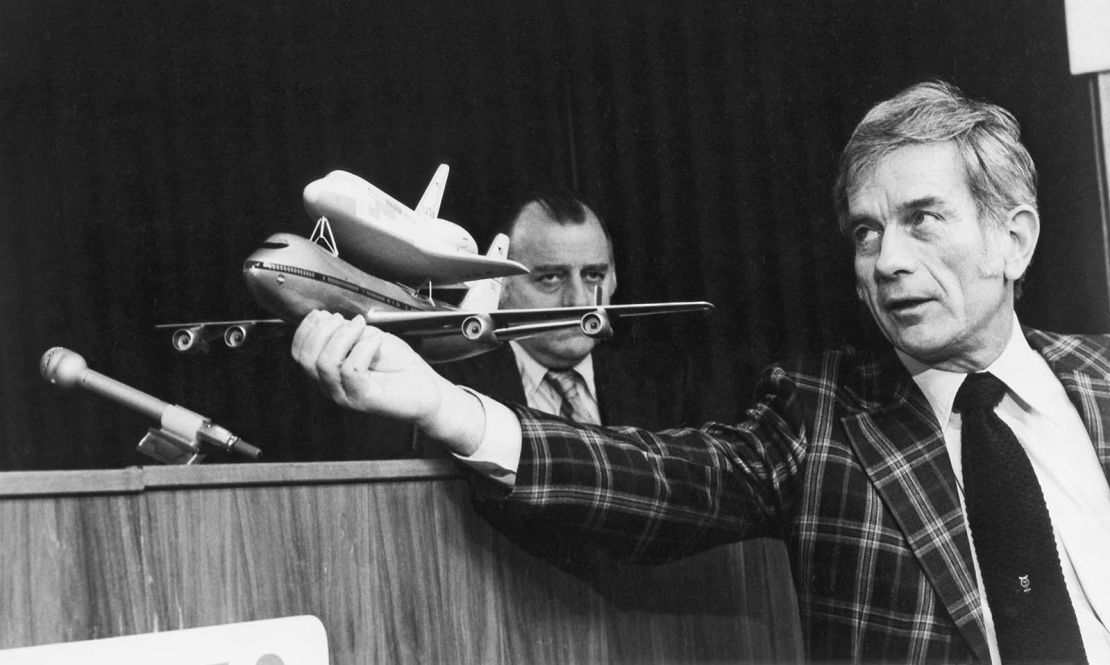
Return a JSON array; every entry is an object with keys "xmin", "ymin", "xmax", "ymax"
[{"xmin": 0, "ymin": 459, "xmax": 803, "ymax": 663}]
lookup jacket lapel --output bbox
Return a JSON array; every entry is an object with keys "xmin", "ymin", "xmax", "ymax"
[
  {"xmin": 1025, "ymin": 328, "xmax": 1110, "ymax": 485},
  {"xmin": 840, "ymin": 351, "xmax": 990, "ymax": 661},
  {"xmin": 1056, "ymin": 372, "xmax": 1110, "ymax": 484}
]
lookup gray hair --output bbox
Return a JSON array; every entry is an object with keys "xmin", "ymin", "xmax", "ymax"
[{"xmin": 834, "ymin": 81, "xmax": 1037, "ymax": 233}]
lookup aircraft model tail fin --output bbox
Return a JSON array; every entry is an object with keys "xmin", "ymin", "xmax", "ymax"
[
  {"xmin": 414, "ymin": 164, "xmax": 450, "ymax": 219},
  {"xmin": 458, "ymin": 233, "xmax": 510, "ymax": 311}
]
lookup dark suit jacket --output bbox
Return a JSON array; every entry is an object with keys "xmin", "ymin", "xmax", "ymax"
[{"xmin": 483, "ymin": 327, "xmax": 1110, "ymax": 662}]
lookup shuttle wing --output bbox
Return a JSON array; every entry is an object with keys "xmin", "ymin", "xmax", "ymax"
[{"xmin": 313, "ymin": 203, "xmax": 529, "ymax": 285}]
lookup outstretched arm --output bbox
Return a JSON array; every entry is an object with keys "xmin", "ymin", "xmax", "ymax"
[{"xmin": 290, "ymin": 310, "xmax": 488, "ymax": 456}]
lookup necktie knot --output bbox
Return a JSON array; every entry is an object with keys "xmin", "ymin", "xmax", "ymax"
[
  {"xmin": 954, "ymin": 371, "xmax": 1007, "ymax": 413},
  {"xmin": 543, "ymin": 369, "xmax": 599, "ymax": 424},
  {"xmin": 545, "ymin": 369, "xmax": 581, "ymax": 395}
]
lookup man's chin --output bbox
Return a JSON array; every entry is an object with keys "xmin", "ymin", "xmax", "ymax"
[
  {"xmin": 886, "ymin": 327, "xmax": 953, "ymax": 364},
  {"xmin": 520, "ymin": 336, "xmax": 597, "ymax": 368}
]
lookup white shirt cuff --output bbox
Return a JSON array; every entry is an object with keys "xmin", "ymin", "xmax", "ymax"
[{"xmin": 451, "ymin": 387, "xmax": 523, "ymax": 486}]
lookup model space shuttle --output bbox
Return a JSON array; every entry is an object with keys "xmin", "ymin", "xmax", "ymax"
[{"xmin": 159, "ymin": 165, "xmax": 713, "ymax": 363}]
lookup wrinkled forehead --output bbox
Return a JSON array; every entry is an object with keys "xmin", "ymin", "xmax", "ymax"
[
  {"xmin": 508, "ymin": 207, "xmax": 614, "ymax": 265},
  {"xmin": 846, "ymin": 143, "xmax": 971, "ymax": 217}
]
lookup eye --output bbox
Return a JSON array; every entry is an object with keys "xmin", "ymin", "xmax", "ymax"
[
  {"xmin": 910, "ymin": 210, "xmax": 939, "ymax": 226},
  {"xmin": 852, "ymin": 224, "xmax": 880, "ymax": 253},
  {"xmin": 532, "ymin": 272, "xmax": 565, "ymax": 290},
  {"xmin": 584, "ymin": 270, "xmax": 607, "ymax": 283}
]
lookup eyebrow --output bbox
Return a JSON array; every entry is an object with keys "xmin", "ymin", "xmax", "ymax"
[
  {"xmin": 898, "ymin": 196, "xmax": 947, "ymax": 213},
  {"xmin": 530, "ymin": 262, "xmax": 610, "ymax": 272},
  {"xmin": 845, "ymin": 196, "xmax": 950, "ymax": 229}
]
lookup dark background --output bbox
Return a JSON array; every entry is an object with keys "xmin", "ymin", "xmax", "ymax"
[{"xmin": 1, "ymin": 0, "xmax": 1106, "ymax": 469}]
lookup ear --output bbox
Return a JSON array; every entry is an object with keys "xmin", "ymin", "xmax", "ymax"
[
  {"xmin": 1002, "ymin": 204, "xmax": 1039, "ymax": 282},
  {"xmin": 609, "ymin": 267, "xmax": 618, "ymax": 298}
]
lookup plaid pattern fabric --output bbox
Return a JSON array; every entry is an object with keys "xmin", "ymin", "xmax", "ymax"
[{"xmin": 487, "ymin": 327, "xmax": 1110, "ymax": 663}]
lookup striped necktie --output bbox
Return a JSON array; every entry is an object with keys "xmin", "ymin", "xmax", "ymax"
[
  {"xmin": 543, "ymin": 369, "xmax": 600, "ymax": 425},
  {"xmin": 956, "ymin": 371, "xmax": 1086, "ymax": 664}
]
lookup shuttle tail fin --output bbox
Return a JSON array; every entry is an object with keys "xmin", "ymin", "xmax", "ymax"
[
  {"xmin": 459, "ymin": 233, "xmax": 510, "ymax": 311},
  {"xmin": 414, "ymin": 164, "xmax": 450, "ymax": 219}
]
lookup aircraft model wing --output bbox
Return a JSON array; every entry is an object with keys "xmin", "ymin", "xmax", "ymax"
[
  {"xmin": 155, "ymin": 319, "xmax": 284, "ymax": 354},
  {"xmin": 366, "ymin": 301, "xmax": 713, "ymax": 346}
]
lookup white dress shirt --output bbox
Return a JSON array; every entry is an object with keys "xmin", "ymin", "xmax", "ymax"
[
  {"xmin": 899, "ymin": 316, "xmax": 1110, "ymax": 664},
  {"xmin": 507, "ymin": 341, "xmax": 600, "ymax": 423}
]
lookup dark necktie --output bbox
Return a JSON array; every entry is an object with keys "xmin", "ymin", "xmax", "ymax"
[
  {"xmin": 956, "ymin": 372, "xmax": 1086, "ymax": 664},
  {"xmin": 543, "ymin": 369, "xmax": 599, "ymax": 424}
]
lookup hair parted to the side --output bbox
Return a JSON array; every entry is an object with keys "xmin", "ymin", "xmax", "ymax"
[
  {"xmin": 833, "ymin": 80, "xmax": 1038, "ymax": 234},
  {"xmin": 500, "ymin": 188, "xmax": 614, "ymax": 248}
]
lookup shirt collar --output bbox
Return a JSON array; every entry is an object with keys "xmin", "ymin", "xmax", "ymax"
[
  {"xmin": 896, "ymin": 315, "xmax": 1062, "ymax": 427},
  {"xmin": 508, "ymin": 341, "xmax": 597, "ymax": 399}
]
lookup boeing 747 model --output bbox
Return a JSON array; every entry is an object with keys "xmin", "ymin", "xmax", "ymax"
[{"xmin": 159, "ymin": 166, "xmax": 713, "ymax": 363}]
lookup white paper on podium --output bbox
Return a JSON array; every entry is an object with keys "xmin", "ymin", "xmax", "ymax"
[{"xmin": 0, "ymin": 615, "xmax": 329, "ymax": 665}]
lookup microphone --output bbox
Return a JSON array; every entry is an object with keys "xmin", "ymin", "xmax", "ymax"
[{"xmin": 40, "ymin": 347, "xmax": 262, "ymax": 462}]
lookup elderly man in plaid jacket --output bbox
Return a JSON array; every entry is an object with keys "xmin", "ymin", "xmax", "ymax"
[{"xmin": 292, "ymin": 81, "xmax": 1110, "ymax": 663}]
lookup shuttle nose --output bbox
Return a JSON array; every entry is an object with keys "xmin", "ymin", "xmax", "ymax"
[{"xmin": 302, "ymin": 179, "xmax": 325, "ymax": 215}]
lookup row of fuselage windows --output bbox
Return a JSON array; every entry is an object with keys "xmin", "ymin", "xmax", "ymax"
[{"xmin": 248, "ymin": 260, "xmax": 423, "ymax": 312}]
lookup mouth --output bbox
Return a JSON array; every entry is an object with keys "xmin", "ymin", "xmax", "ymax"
[{"xmin": 884, "ymin": 297, "xmax": 933, "ymax": 315}]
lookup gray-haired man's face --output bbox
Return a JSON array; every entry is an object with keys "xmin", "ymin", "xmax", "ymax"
[{"xmin": 847, "ymin": 142, "xmax": 1019, "ymax": 371}]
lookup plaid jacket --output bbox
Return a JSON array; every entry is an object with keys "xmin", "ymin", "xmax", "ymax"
[{"xmin": 490, "ymin": 327, "xmax": 1110, "ymax": 663}]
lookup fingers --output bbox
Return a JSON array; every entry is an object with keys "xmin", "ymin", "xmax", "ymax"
[
  {"xmin": 291, "ymin": 311, "xmax": 344, "ymax": 383},
  {"xmin": 339, "ymin": 326, "xmax": 386, "ymax": 400},
  {"xmin": 291, "ymin": 311, "xmax": 369, "ymax": 402},
  {"xmin": 292, "ymin": 312, "xmax": 406, "ymax": 414},
  {"xmin": 315, "ymin": 317, "xmax": 367, "ymax": 398}
]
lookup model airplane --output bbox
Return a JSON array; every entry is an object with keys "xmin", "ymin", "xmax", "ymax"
[{"xmin": 159, "ymin": 166, "xmax": 713, "ymax": 363}]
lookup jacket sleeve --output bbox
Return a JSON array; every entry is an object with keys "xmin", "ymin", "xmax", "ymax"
[{"xmin": 478, "ymin": 363, "xmax": 811, "ymax": 564}]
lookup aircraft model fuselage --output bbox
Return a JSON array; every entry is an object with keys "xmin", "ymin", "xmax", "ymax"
[{"xmin": 243, "ymin": 232, "xmax": 502, "ymax": 363}]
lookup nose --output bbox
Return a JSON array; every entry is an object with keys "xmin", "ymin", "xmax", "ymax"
[
  {"xmin": 562, "ymin": 275, "xmax": 593, "ymax": 307},
  {"xmin": 873, "ymin": 226, "xmax": 915, "ymax": 280}
]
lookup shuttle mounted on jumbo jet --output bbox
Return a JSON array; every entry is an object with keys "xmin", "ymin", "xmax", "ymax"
[{"xmin": 158, "ymin": 165, "xmax": 713, "ymax": 363}]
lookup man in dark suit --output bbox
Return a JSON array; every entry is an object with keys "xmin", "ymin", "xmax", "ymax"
[
  {"xmin": 291, "ymin": 81, "xmax": 1110, "ymax": 662},
  {"xmin": 436, "ymin": 190, "xmax": 701, "ymax": 432},
  {"xmin": 434, "ymin": 191, "xmax": 703, "ymax": 582}
]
